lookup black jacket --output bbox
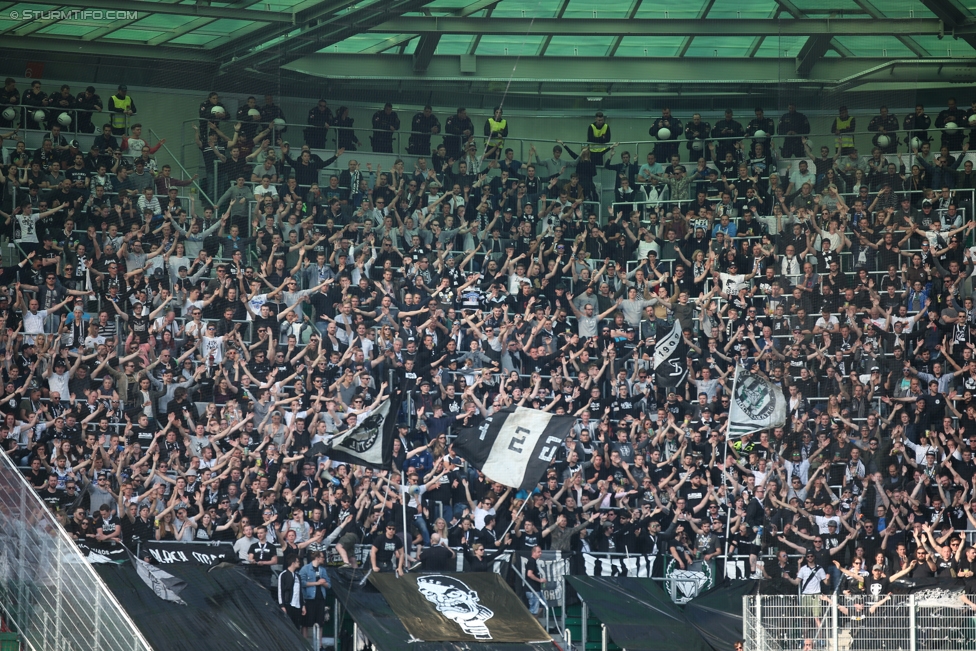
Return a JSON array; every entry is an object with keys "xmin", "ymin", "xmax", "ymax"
[{"xmin": 277, "ymin": 569, "xmax": 306, "ymax": 608}]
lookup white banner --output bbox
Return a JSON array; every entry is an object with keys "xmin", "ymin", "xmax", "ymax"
[
  {"xmin": 582, "ymin": 553, "xmax": 657, "ymax": 577},
  {"xmin": 728, "ymin": 367, "xmax": 786, "ymax": 438}
]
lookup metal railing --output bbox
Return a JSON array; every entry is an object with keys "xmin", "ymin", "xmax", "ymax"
[
  {"xmin": 177, "ymin": 114, "xmax": 976, "ymax": 174},
  {"xmin": 0, "ymin": 448, "xmax": 154, "ymax": 651},
  {"xmin": 744, "ymin": 592, "xmax": 976, "ymax": 651}
]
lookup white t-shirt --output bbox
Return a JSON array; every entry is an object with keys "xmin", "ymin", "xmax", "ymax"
[
  {"xmin": 247, "ymin": 293, "xmax": 269, "ymax": 320},
  {"xmin": 15, "ymin": 213, "xmax": 39, "ymax": 244},
  {"xmin": 815, "ymin": 315, "xmax": 839, "ymax": 331},
  {"xmin": 254, "ymin": 184, "xmax": 278, "ymax": 199},
  {"xmin": 48, "ymin": 370, "xmax": 70, "ymax": 397},
  {"xmin": 201, "ymin": 335, "xmax": 225, "ymax": 364},
  {"xmin": 23, "ymin": 309, "xmax": 48, "ymax": 335},
  {"xmin": 719, "ymin": 272, "xmax": 746, "ymax": 297}
]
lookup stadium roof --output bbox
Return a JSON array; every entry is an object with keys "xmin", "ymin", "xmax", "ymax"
[{"xmin": 2, "ymin": 0, "xmax": 976, "ymax": 99}]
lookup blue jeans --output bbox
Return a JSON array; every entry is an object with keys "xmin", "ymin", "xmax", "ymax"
[
  {"xmin": 526, "ymin": 590, "xmax": 546, "ymax": 616},
  {"xmin": 414, "ymin": 514, "xmax": 430, "ymax": 546}
]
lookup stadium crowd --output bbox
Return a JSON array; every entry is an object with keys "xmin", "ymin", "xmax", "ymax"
[{"xmin": 4, "ymin": 78, "xmax": 976, "ymax": 639}]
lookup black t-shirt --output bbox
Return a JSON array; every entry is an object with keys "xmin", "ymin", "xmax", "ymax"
[
  {"xmin": 129, "ymin": 425, "xmax": 157, "ymax": 450},
  {"xmin": 129, "ymin": 313, "xmax": 150, "ymax": 343},
  {"xmin": 865, "ymin": 576, "xmax": 890, "ymax": 603},
  {"xmin": 525, "ymin": 557, "xmax": 542, "ymax": 591},
  {"xmin": 248, "ymin": 540, "xmax": 277, "ymax": 574},
  {"xmin": 98, "ymin": 514, "xmax": 121, "ymax": 538},
  {"xmin": 371, "ymin": 532, "xmax": 403, "ymax": 566}
]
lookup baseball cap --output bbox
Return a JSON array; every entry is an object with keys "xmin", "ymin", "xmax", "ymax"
[{"xmin": 872, "ymin": 564, "xmax": 884, "ymax": 571}]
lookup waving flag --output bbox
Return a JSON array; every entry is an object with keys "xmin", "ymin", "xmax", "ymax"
[{"xmin": 454, "ymin": 407, "xmax": 574, "ymax": 491}]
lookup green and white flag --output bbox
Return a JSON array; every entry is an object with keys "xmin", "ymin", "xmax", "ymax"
[{"xmin": 728, "ymin": 365, "xmax": 786, "ymax": 438}]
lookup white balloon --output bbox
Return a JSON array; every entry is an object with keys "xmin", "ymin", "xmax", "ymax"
[
  {"xmin": 57, "ymin": 112, "xmax": 72, "ymax": 126},
  {"xmin": 944, "ymin": 121, "xmax": 959, "ymax": 135},
  {"xmin": 657, "ymin": 128, "xmax": 671, "ymax": 141},
  {"xmin": 876, "ymin": 135, "xmax": 890, "ymax": 148}
]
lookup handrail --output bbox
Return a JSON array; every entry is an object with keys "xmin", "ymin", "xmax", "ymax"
[
  {"xmin": 148, "ymin": 127, "xmax": 214, "ymax": 207},
  {"xmin": 178, "ymin": 114, "xmax": 976, "ymax": 174}
]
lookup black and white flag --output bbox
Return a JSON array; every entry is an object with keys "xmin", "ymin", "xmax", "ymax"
[
  {"xmin": 126, "ymin": 548, "xmax": 187, "ymax": 605},
  {"xmin": 653, "ymin": 322, "xmax": 688, "ymax": 389},
  {"xmin": 728, "ymin": 365, "xmax": 786, "ymax": 438},
  {"xmin": 323, "ymin": 392, "xmax": 401, "ymax": 470},
  {"xmin": 454, "ymin": 406, "xmax": 573, "ymax": 491}
]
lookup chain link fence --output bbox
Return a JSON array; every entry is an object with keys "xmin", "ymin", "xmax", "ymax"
[{"xmin": 0, "ymin": 451, "xmax": 153, "ymax": 651}]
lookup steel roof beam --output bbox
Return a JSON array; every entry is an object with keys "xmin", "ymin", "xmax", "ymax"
[{"xmin": 368, "ymin": 16, "xmax": 943, "ymax": 36}]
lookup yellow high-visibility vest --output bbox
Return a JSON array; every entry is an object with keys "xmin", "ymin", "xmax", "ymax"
[
  {"xmin": 589, "ymin": 123, "xmax": 609, "ymax": 153},
  {"xmin": 486, "ymin": 117, "xmax": 507, "ymax": 149},
  {"xmin": 109, "ymin": 95, "xmax": 132, "ymax": 130},
  {"xmin": 834, "ymin": 116, "xmax": 854, "ymax": 150}
]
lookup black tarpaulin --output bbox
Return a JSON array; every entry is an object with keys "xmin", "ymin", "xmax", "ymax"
[
  {"xmin": 370, "ymin": 572, "xmax": 550, "ymax": 643},
  {"xmin": 329, "ymin": 567, "xmax": 555, "ymax": 651},
  {"xmin": 566, "ymin": 576, "xmax": 712, "ymax": 651},
  {"xmin": 94, "ymin": 562, "xmax": 311, "ymax": 651},
  {"xmin": 683, "ymin": 580, "xmax": 758, "ymax": 651}
]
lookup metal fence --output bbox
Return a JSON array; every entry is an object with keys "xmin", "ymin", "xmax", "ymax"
[
  {"xmin": 745, "ymin": 592, "xmax": 976, "ymax": 651},
  {"xmin": 0, "ymin": 449, "xmax": 153, "ymax": 651}
]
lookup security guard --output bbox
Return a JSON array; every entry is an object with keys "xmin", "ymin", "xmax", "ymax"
[
  {"xmin": 935, "ymin": 97, "xmax": 967, "ymax": 151},
  {"xmin": 903, "ymin": 104, "xmax": 931, "ymax": 148},
  {"xmin": 107, "ymin": 84, "xmax": 135, "ymax": 136},
  {"xmin": 867, "ymin": 106, "xmax": 899, "ymax": 155},
  {"xmin": 650, "ymin": 107, "xmax": 682, "ymax": 163},
  {"xmin": 586, "ymin": 111, "xmax": 611, "ymax": 165},
  {"xmin": 831, "ymin": 106, "xmax": 856, "ymax": 155},
  {"xmin": 483, "ymin": 106, "xmax": 508, "ymax": 160}
]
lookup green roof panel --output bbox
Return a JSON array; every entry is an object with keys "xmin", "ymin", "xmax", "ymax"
[
  {"xmin": 431, "ymin": 34, "xmax": 475, "ymax": 55},
  {"xmin": 108, "ymin": 28, "xmax": 167, "ymax": 41},
  {"xmin": 563, "ymin": 0, "xmax": 641, "ymax": 18},
  {"xmin": 492, "ymin": 0, "xmax": 573, "ymax": 18},
  {"xmin": 168, "ymin": 32, "xmax": 222, "ymax": 46},
  {"xmin": 708, "ymin": 0, "xmax": 779, "ymax": 19},
  {"xmin": 684, "ymin": 36, "xmax": 759, "ymax": 57},
  {"xmin": 543, "ymin": 35, "xmax": 611, "ymax": 56},
  {"xmin": 474, "ymin": 35, "xmax": 546, "ymax": 55},
  {"xmin": 613, "ymin": 35, "xmax": 686, "ymax": 57}
]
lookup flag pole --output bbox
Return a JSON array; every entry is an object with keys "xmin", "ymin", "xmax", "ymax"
[
  {"xmin": 401, "ymin": 479, "xmax": 410, "ymax": 573},
  {"xmin": 722, "ymin": 363, "xmax": 741, "ymax": 579},
  {"xmin": 498, "ymin": 490, "xmax": 532, "ymax": 542}
]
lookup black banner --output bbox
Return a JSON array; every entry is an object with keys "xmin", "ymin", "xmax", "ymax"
[
  {"xmin": 141, "ymin": 541, "xmax": 236, "ymax": 565},
  {"xmin": 370, "ymin": 572, "xmax": 550, "ymax": 643},
  {"xmin": 653, "ymin": 322, "xmax": 689, "ymax": 389}
]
